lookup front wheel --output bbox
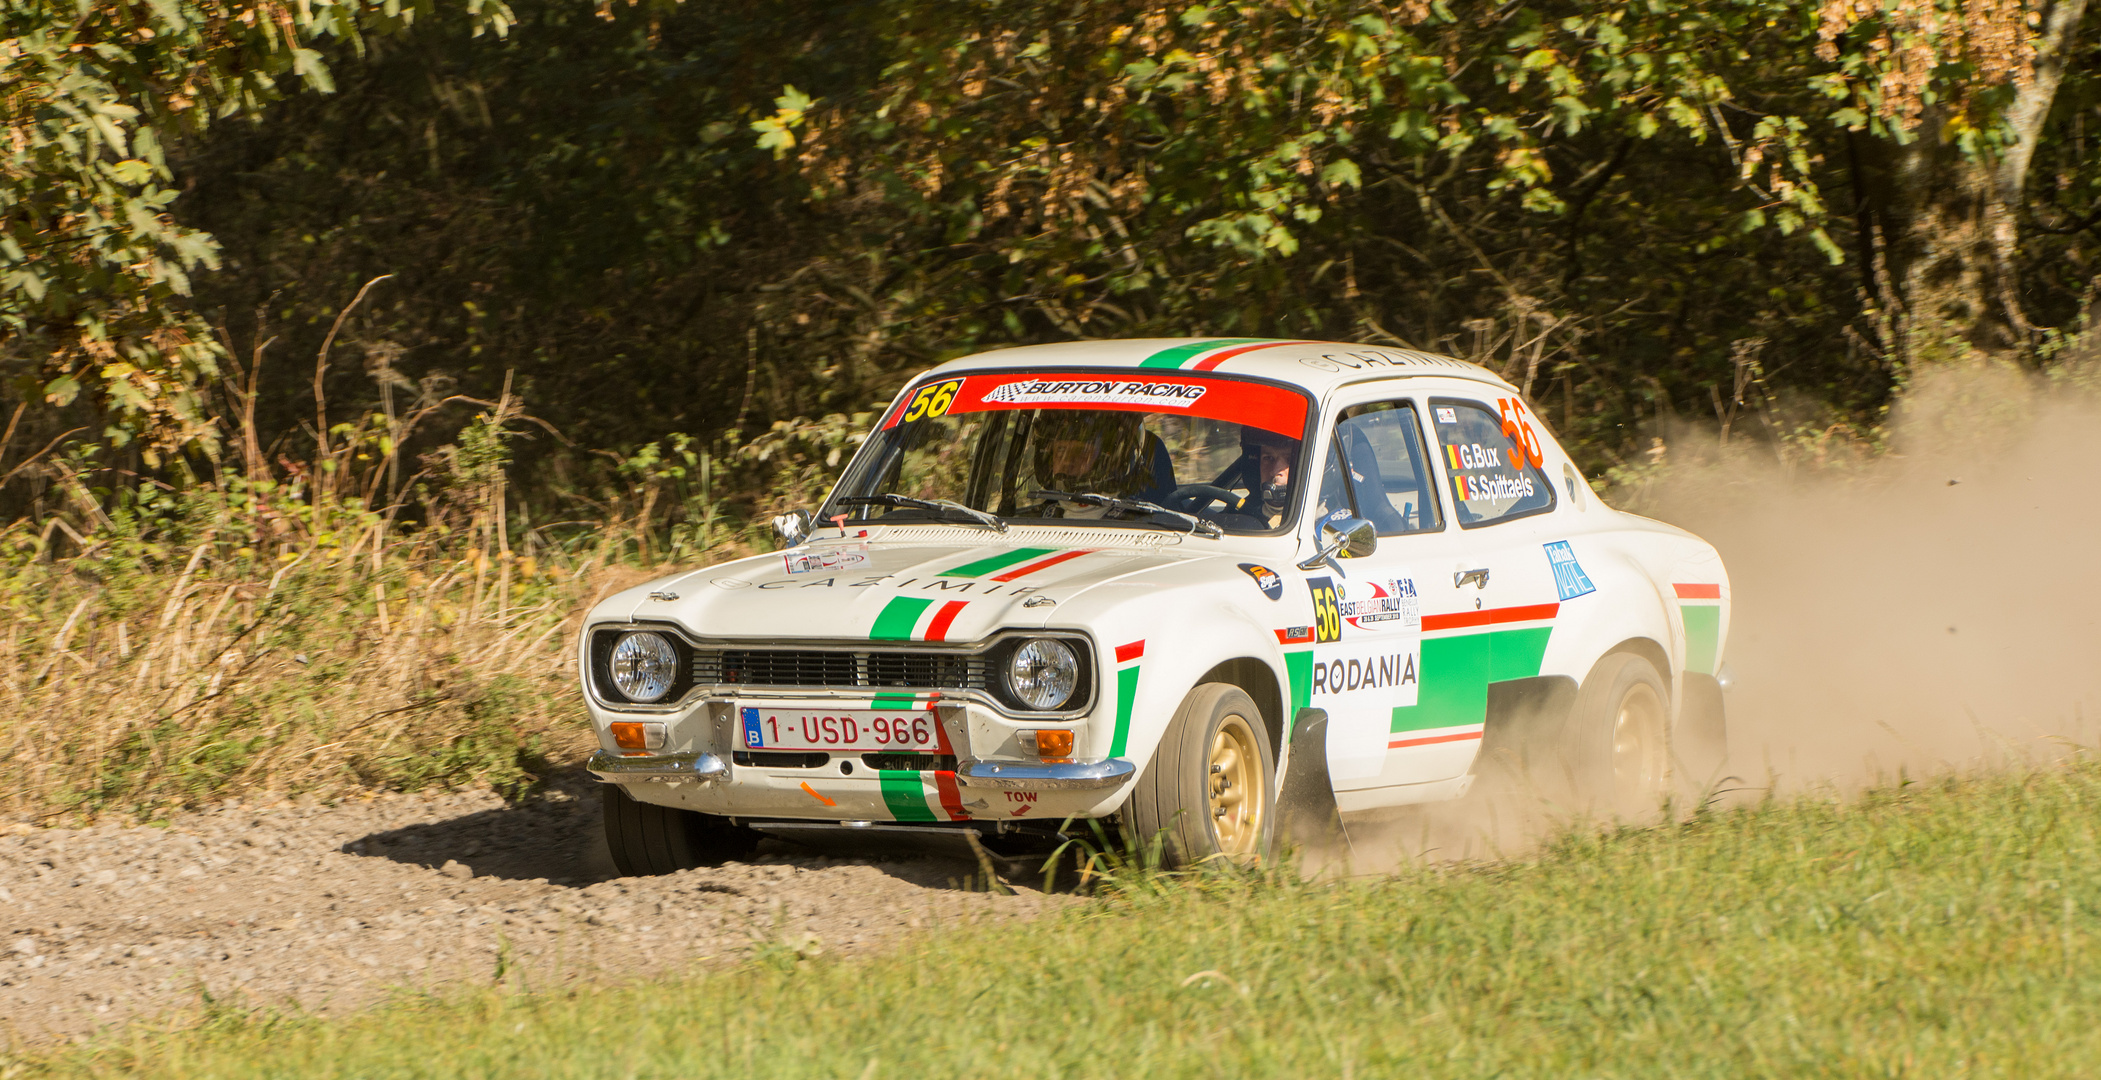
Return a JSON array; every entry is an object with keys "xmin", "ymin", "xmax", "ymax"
[
  {"xmin": 1564, "ymin": 652, "xmax": 1672, "ymax": 819},
  {"xmin": 601, "ymin": 783, "xmax": 760, "ymax": 875},
  {"xmin": 1124, "ymin": 683, "xmax": 1276, "ymax": 867}
]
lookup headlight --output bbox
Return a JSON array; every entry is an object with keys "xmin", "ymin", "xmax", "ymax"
[
  {"xmin": 1006, "ymin": 638, "xmax": 1079, "ymax": 710},
  {"xmin": 609, "ymin": 631, "xmax": 680, "ymax": 703}
]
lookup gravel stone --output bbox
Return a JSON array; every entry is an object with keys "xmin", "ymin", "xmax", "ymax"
[{"xmin": 0, "ymin": 774, "xmax": 1064, "ymax": 1046}]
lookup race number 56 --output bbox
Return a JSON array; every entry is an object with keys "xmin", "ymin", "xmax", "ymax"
[
  {"xmin": 1308, "ymin": 577, "xmax": 1343, "ymax": 643},
  {"xmin": 902, "ymin": 379, "xmax": 964, "ymax": 423},
  {"xmin": 1497, "ymin": 397, "xmax": 1545, "ymax": 470}
]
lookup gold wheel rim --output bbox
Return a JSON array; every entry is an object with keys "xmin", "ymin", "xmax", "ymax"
[
  {"xmin": 1611, "ymin": 682, "xmax": 1669, "ymax": 803},
  {"xmin": 1207, "ymin": 712, "xmax": 1266, "ymax": 857}
]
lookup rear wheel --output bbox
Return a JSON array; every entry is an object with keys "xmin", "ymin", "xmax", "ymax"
[
  {"xmin": 1124, "ymin": 683, "xmax": 1275, "ymax": 867},
  {"xmin": 601, "ymin": 783, "xmax": 759, "ymax": 875},
  {"xmin": 1565, "ymin": 652, "xmax": 1672, "ymax": 818}
]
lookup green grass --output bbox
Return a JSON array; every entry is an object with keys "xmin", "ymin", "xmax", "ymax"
[{"xmin": 28, "ymin": 764, "xmax": 2101, "ymax": 1078}]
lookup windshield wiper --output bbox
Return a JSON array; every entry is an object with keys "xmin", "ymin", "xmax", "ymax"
[
  {"xmin": 836, "ymin": 493, "xmax": 1007, "ymax": 532},
  {"xmin": 1029, "ymin": 490, "xmax": 1222, "ymax": 539}
]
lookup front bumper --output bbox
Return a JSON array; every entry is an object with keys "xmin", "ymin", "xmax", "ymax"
[
  {"xmin": 954, "ymin": 759, "xmax": 1135, "ymax": 790},
  {"xmin": 586, "ymin": 751, "xmax": 728, "ymax": 783},
  {"xmin": 587, "ymin": 750, "xmax": 1132, "ymax": 792}
]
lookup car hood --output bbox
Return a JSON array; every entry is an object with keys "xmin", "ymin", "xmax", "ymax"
[{"xmin": 600, "ymin": 528, "xmax": 1228, "ymax": 644}]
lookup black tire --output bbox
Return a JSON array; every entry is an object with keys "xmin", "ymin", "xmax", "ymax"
[
  {"xmin": 1124, "ymin": 683, "xmax": 1276, "ymax": 867},
  {"xmin": 601, "ymin": 783, "xmax": 759, "ymax": 875},
  {"xmin": 1563, "ymin": 652, "xmax": 1672, "ymax": 818}
]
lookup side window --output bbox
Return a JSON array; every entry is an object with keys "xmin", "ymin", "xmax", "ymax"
[
  {"xmin": 1330, "ymin": 401, "xmax": 1444, "ymax": 535},
  {"xmin": 1429, "ymin": 397, "xmax": 1556, "ymax": 527}
]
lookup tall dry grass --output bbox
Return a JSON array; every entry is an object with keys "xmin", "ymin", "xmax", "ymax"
[
  {"xmin": 0, "ymin": 515, "xmax": 688, "ymax": 825},
  {"xmin": 0, "ymin": 362, "xmax": 780, "ymax": 824}
]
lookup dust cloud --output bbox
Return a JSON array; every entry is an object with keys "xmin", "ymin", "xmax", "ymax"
[
  {"xmin": 1326, "ymin": 360, "xmax": 2101, "ymax": 870},
  {"xmin": 1652, "ymin": 361, "xmax": 2101, "ymax": 797}
]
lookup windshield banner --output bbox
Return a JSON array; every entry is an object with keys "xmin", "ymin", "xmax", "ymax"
[{"xmin": 883, "ymin": 373, "xmax": 1308, "ymax": 438}]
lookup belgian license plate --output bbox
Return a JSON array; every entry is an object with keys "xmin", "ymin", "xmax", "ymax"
[{"xmin": 738, "ymin": 706, "xmax": 951, "ymax": 754}]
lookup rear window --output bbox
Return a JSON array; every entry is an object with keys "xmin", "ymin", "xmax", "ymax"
[{"xmin": 1429, "ymin": 398, "xmax": 1555, "ymax": 527}]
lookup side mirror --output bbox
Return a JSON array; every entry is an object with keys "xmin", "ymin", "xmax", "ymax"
[
  {"xmin": 1296, "ymin": 515, "xmax": 1376, "ymax": 572},
  {"xmin": 1325, "ymin": 516, "xmax": 1378, "ymax": 559},
  {"xmin": 771, "ymin": 508, "xmax": 814, "ymax": 548}
]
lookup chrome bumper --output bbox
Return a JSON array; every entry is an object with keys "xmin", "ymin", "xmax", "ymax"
[
  {"xmin": 586, "ymin": 751, "xmax": 728, "ymax": 783},
  {"xmin": 955, "ymin": 758, "xmax": 1136, "ymax": 791},
  {"xmin": 585, "ymin": 750, "xmax": 1131, "ymax": 792}
]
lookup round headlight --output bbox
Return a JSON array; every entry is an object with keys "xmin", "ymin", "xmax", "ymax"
[
  {"xmin": 609, "ymin": 631, "xmax": 680, "ymax": 703},
  {"xmin": 1006, "ymin": 638, "xmax": 1079, "ymax": 711}
]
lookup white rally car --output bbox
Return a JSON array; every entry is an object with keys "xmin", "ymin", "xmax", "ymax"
[{"xmin": 581, "ymin": 339, "xmax": 1730, "ymax": 871}]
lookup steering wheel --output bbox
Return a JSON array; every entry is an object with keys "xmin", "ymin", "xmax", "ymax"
[{"xmin": 1165, "ymin": 484, "xmax": 1244, "ymax": 517}]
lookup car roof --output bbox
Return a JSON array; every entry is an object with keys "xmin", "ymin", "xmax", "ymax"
[{"xmin": 923, "ymin": 338, "xmax": 1517, "ymax": 396}]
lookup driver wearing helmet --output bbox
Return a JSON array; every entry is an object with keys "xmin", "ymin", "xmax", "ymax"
[
  {"xmin": 1240, "ymin": 426, "xmax": 1301, "ymax": 528},
  {"xmin": 1029, "ymin": 412, "xmax": 1160, "ymax": 518}
]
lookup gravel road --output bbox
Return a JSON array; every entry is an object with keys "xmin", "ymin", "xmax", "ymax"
[{"xmin": 0, "ymin": 776, "xmax": 1066, "ymax": 1046}]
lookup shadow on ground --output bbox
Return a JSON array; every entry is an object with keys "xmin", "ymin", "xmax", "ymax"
[{"xmin": 339, "ymin": 768, "xmax": 1052, "ymax": 891}]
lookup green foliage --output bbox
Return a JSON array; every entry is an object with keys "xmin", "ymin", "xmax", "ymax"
[
  {"xmin": 29, "ymin": 762, "xmax": 2101, "ymax": 1077},
  {"xmin": 0, "ymin": 0, "xmax": 2094, "ymax": 568},
  {"xmin": 0, "ymin": 0, "xmax": 513, "ymax": 452}
]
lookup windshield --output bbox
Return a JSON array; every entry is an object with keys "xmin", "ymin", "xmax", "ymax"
[{"xmin": 823, "ymin": 370, "xmax": 1314, "ymax": 535}]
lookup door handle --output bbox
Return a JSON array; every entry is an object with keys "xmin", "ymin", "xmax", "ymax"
[{"xmin": 1454, "ymin": 568, "xmax": 1490, "ymax": 590}]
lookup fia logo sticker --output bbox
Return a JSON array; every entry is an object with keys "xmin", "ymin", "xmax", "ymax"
[
  {"xmin": 1543, "ymin": 540, "xmax": 1597, "ymax": 601},
  {"xmin": 1239, "ymin": 563, "xmax": 1284, "ymax": 601}
]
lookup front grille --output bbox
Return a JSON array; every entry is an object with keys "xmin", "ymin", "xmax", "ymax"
[
  {"xmin": 694, "ymin": 648, "xmax": 992, "ymax": 692},
  {"xmin": 861, "ymin": 753, "xmax": 958, "ymax": 772},
  {"xmin": 733, "ymin": 751, "xmax": 831, "ymax": 769}
]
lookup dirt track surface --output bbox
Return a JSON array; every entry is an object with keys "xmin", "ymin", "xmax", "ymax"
[{"xmin": 0, "ymin": 777, "xmax": 1063, "ymax": 1046}]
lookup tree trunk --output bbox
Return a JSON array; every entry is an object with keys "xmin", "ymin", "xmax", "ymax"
[{"xmin": 1863, "ymin": 0, "xmax": 2090, "ymax": 363}]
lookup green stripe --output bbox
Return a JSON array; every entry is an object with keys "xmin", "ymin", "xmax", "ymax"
[
  {"xmin": 879, "ymin": 771, "xmax": 936, "ymax": 822},
  {"xmin": 938, "ymin": 547, "xmax": 1056, "ymax": 578},
  {"xmin": 870, "ymin": 596, "xmax": 934, "ymax": 640},
  {"xmin": 1682, "ymin": 605, "xmax": 1721, "ymax": 676},
  {"xmin": 1136, "ymin": 338, "xmax": 1263, "ymax": 369},
  {"xmin": 870, "ymin": 693, "xmax": 916, "ymax": 710},
  {"xmin": 1285, "ymin": 650, "xmax": 1313, "ymax": 716},
  {"xmin": 1390, "ymin": 626, "xmax": 1554, "ymax": 734},
  {"xmin": 1109, "ymin": 665, "xmax": 1142, "ymax": 757}
]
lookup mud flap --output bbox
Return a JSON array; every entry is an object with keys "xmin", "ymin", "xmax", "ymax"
[
  {"xmin": 1676, "ymin": 672, "xmax": 1728, "ymax": 781},
  {"xmin": 1473, "ymin": 675, "xmax": 1579, "ymax": 792},
  {"xmin": 1274, "ymin": 707, "xmax": 1344, "ymax": 850}
]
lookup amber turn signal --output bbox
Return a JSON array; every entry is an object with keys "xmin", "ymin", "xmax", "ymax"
[
  {"xmin": 1021, "ymin": 729, "xmax": 1074, "ymax": 761},
  {"xmin": 610, "ymin": 721, "xmax": 664, "ymax": 751}
]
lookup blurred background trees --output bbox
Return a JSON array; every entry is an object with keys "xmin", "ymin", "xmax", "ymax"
[{"xmin": 3, "ymin": 0, "xmax": 2097, "ymax": 544}]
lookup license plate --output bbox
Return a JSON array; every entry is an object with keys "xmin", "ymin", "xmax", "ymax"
[{"xmin": 739, "ymin": 706, "xmax": 953, "ymax": 754}]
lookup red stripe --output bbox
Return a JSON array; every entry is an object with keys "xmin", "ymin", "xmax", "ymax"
[
  {"xmin": 1273, "ymin": 627, "xmax": 1316, "ymax": 644},
  {"xmin": 932, "ymin": 771, "xmax": 968, "ymax": 821},
  {"xmin": 1190, "ymin": 339, "xmax": 1323, "ymax": 371},
  {"xmin": 1115, "ymin": 639, "xmax": 1145, "ymax": 663},
  {"xmin": 1422, "ymin": 603, "xmax": 1559, "ymax": 632},
  {"xmin": 990, "ymin": 549, "xmax": 1095, "ymax": 581},
  {"xmin": 1388, "ymin": 730, "xmax": 1485, "ymax": 749},
  {"xmin": 924, "ymin": 600, "xmax": 967, "ymax": 641},
  {"xmin": 925, "ymin": 699, "xmax": 957, "ymax": 755},
  {"xmin": 1674, "ymin": 582, "xmax": 1722, "ymax": 599}
]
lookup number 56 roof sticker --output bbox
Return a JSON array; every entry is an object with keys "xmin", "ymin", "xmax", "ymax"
[{"xmin": 882, "ymin": 372, "xmax": 1309, "ymax": 438}]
